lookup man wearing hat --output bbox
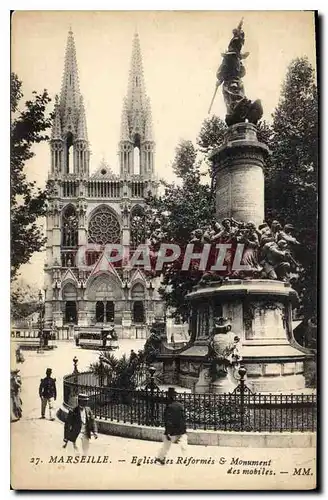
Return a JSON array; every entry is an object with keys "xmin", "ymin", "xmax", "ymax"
[
  {"xmin": 39, "ymin": 368, "xmax": 57, "ymax": 420},
  {"xmin": 63, "ymin": 394, "xmax": 97, "ymax": 454},
  {"xmin": 278, "ymin": 224, "xmax": 300, "ymax": 248},
  {"xmin": 156, "ymin": 388, "xmax": 188, "ymax": 464}
]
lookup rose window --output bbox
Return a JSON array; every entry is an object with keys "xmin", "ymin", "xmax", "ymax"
[{"xmin": 88, "ymin": 208, "xmax": 120, "ymax": 245}]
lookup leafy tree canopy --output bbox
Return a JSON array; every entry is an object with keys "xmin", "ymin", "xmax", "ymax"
[
  {"xmin": 11, "ymin": 279, "xmax": 40, "ymax": 320},
  {"xmin": 11, "ymin": 73, "xmax": 52, "ymax": 280},
  {"xmin": 266, "ymin": 57, "xmax": 318, "ymax": 318}
]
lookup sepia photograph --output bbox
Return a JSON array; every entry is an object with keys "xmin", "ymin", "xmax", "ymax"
[{"xmin": 10, "ymin": 9, "xmax": 318, "ymax": 490}]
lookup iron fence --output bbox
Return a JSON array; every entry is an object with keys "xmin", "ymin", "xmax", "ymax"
[{"xmin": 63, "ymin": 372, "xmax": 316, "ymax": 433}]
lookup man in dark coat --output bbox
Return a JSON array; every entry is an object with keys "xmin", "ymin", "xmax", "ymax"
[
  {"xmin": 63, "ymin": 394, "xmax": 98, "ymax": 454},
  {"xmin": 11, "ymin": 369, "xmax": 22, "ymax": 422},
  {"xmin": 156, "ymin": 388, "xmax": 188, "ymax": 464},
  {"xmin": 39, "ymin": 368, "xmax": 57, "ymax": 420}
]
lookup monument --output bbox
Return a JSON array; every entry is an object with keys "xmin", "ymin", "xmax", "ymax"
[{"xmin": 158, "ymin": 20, "xmax": 308, "ymax": 393}]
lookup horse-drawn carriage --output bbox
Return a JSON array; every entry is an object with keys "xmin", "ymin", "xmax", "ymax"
[{"xmin": 75, "ymin": 326, "xmax": 119, "ymax": 350}]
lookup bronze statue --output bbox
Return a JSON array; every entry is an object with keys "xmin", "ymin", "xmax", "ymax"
[
  {"xmin": 236, "ymin": 221, "xmax": 262, "ymax": 275},
  {"xmin": 209, "ymin": 19, "xmax": 263, "ymax": 126},
  {"xmin": 208, "ymin": 317, "xmax": 242, "ymax": 381},
  {"xmin": 260, "ymin": 240, "xmax": 292, "ymax": 281}
]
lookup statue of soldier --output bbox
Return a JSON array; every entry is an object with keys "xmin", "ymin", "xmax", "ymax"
[
  {"xmin": 261, "ymin": 240, "xmax": 295, "ymax": 281},
  {"xmin": 208, "ymin": 317, "xmax": 242, "ymax": 381},
  {"xmin": 209, "ymin": 19, "xmax": 263, "ymax": 124}
]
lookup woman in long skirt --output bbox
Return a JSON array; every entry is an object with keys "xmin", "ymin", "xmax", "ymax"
[{"xmin": 11, "ymin": 369, "xmax": 22, "ymax": 422}]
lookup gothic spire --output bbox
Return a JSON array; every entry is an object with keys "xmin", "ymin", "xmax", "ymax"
[
  {"xmin": 127, "ymin": 33, "xmax": 146, "ymax": 113},
  {"xmin": 120, "ymin": 33, "xmax": 154, "ymax": 143},
  {"xmin": 119, "ymin": 33, "xmax": 155, "ymax": 178},
  {"xmin": 120, "ymin": 98, "xmax": 130, "ymax": 142},
  {"xmin": 76, "ymin": 95, "xmax": 88, "ymax": 141},
  {"xmin": 51, "ymin": 95, "xmax": 62, "ymax": 140},
  {"xmin": 144, "ymin": 97, "xmax": 154, "ymax": 141},
  {"xmin": 50, "ymin": 28, "xmax": 90, "ymax": 178},
  {"xmin": 60, "ymin": 28, "xmax": 81, "ymax": 121}
]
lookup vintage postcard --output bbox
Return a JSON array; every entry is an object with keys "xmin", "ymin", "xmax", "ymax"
[{"xmin": 10, "ymin": 10, "xmax": 318, "ymax": 490}]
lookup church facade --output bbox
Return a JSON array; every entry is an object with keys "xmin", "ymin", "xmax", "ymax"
[{"xmin": 44, "ymin": 30, "xmax": 164, "ymax": 339}]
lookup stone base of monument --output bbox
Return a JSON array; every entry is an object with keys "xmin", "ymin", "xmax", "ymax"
[
  {"xmin": 180, "ymin": 279, "xmax": 308, "ymax": 393},
  {"xmin": 211, "ymin": 367, "xmax": 238, "ymax": 394},
  {"xmin": 194, "ymin": 366, "xmax": 211, "ymax": 393}
]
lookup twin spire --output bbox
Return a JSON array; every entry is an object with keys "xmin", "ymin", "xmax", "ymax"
[
  {"xmin": 51, "ymin": 28, "xmax": 88, "ymax": 142},
  {"xmin": 51, "ymin": 29, "xmax": 154, "ymax": 177},
  {"xmin": 121, "ymin": 32, "xmax": 154, "ymax": 142}
]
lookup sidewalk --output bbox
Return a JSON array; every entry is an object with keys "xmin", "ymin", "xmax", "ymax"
[{"xmin": 11, "ymin": 341, "xmax": 316, "ymax": 490}]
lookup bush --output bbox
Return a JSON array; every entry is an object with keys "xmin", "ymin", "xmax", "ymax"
[{"xmin": 304, "ymin": 358, "xmax": 316, "ymax": 388}]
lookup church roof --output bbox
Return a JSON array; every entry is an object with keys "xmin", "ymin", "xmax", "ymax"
[
  {"xmin": 90, "ymin": 159, "xmax": 119, "ymax": 180},
  {"xmin": 88, "ymin": 252, "xmax": 122, "ymax": 283}
]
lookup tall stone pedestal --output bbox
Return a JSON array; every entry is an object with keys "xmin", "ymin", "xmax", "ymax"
[
  {"xmin": 209, "ymin": 122, "xmax": 269, "ymax": 227},
  {"xmin": 186, "ymin": 279, "xmax": 306, "ymax": 393}
]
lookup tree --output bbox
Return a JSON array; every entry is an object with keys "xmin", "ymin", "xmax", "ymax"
[
  {"xmin": 11, "ymin": 279, "xmax": 40, "ymax": 320},
  {"xmin": 11, "ymin": 73, "xmax": 52, "ymax": 280},
  {"xmin": 172, "ymin": 140, "xmax": 197, "ymax": 179},
  {"xmin": 197, "ymin": 115, "xmax": 227, "ymax": 156},
  {"xmin": 197, "ymin": 115, "xmax": 227, "ymax": 190},
  {"xmin": 265, "ymin": 57, "xmax": 318, "ymax": 318},
  {"xmin": 145, "ymin": 140, "xmax": 215, "ymax": 320}
]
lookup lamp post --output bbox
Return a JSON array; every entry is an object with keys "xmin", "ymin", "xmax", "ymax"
[
  {"xmin": 72, "ymin": 356, "xmax": 79, "ymax": 400},
  {"xmin": 238, "ymin": 365, "xmax": 247, "ymax": 431},
  {"xmin": 37, "ymin": 290, "xmax": 44, "ymax": 353},
  {"xmin": 73, "ymin": 356, "xmax": 79, "ymax": 375},
  {"xmin": 147, "ymin": 365, "xmax": 157, "ymax": 426},
  {"xmin": 99, "ymin": 355, "xmax": 105, "ymax": 387}
]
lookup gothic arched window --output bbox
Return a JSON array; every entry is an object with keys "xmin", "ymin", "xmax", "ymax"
[
  {"xmin": 131, "ymin": 283, "xmax": 145, "ymax": 300},
  {"xmin": 66, "ymin": 132, "xmax": 74, "ymax": 174},
  {"xmin": 133, "ymin": 133, "xmax": 141, "ymax": 175},
  {"xmin": 134, "ymin": 147, "xmax": 140, "ymax": 175},
  {"xmin": 130, "ymin": 205, "xmax": 146, "ymax": 248},
  {"xmin": 62, "ymin": 205, "xmax": 78, "ymax": 248},
  {"xmin": 88, "ymin": 207, "xmax": 120, "ymax": 245},
  {"xmin": 133, "ymin": 301, "xmax": 145, "ymax": 323},
  {"xmin": 96, "ymin": 301, "xmax": 105, "ymax": 322}
]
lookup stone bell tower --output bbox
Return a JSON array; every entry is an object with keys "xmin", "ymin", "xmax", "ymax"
[
  {"xmin": 119, "ymin": 33, "xmax": 155, "ymax": 178},
  {"xmin": 44, "ymin": 28, "xmax": 90, "ymax": 330},
  {"xmin": 44, "ymin": 30, "xmax": 164, "ymax": 338}
]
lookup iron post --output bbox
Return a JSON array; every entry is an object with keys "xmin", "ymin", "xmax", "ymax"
[{"xmin": 238, "ymin": 365, "xmax": 247, "ymax": 431}]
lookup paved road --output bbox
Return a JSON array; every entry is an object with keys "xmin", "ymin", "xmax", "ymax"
[{"xmin": 11, "ymin": 341, "xmax": 316, "ymax": 491}]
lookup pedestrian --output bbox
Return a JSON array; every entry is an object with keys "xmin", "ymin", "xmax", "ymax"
[
  {"xmin": 11, "ymin": 369, "xmax": 22, "ymax": 422},
  {"xmin": 156, "ymin": 387, "xmax": 188, "ymax": 464},
  {"xmin": 15, "ymin": 347, "xmax": 25, "ymax": 364},
  {"xmin": 39, "ymin": 368, "xmax": 57, "ymax": 420},
  {"xmin": 129, "ymin": 349, "xmax": 138, "ymax": 363},
  {"xmin": 63, "ymin": 394, "xmax": 98, "ymax": 454}
]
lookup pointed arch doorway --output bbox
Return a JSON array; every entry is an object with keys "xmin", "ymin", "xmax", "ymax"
[{"xmin": 95, "ymin": 301, "xmax": 115, "ymax": 323}]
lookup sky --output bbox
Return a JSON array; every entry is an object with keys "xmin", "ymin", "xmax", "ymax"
[{"xmin": 11, "ymin": 10, "xmax": 317, "ymax": 289}]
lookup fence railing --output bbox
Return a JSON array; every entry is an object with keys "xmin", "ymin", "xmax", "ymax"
[{"xmin": 63, "ymin": 372, "xmax": 316, "ymax": 433}]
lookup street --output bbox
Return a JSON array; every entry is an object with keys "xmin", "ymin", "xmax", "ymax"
[{"xmin": 11, "ymin": 340, "xmax": 316, "ymax": 490}]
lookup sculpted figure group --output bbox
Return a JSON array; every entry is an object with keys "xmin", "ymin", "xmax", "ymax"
[
  {"xmin": 208, "ymin": 317, "xmax": 242, "ymax": 381},
  {"xmin": 189, "ymin": 217, "xmax": 300, "ymax": 283},
  {"xmin": 209, "ymin": 19, "xmax": 263, "ymax": 125}
]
